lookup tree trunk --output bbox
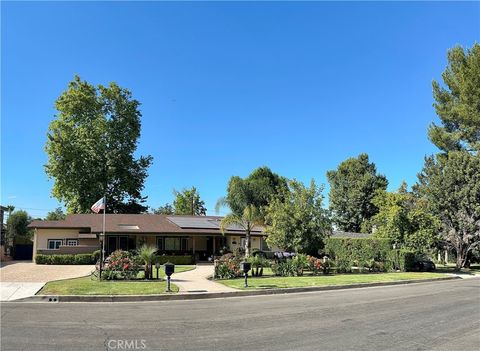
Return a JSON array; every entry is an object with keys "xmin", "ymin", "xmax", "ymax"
[
  {"xmin": 245, "ymin": 231, "xmax": 251, "ymax": 258},
  {"xmin": 455, "ymin": 244, "xmax": 467, "ymax": 271}
]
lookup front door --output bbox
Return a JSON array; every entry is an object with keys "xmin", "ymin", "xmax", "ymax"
[
  {"xmin": 206, "ymin": 236, "xmax": 213, "ymax": 257},
  {"xmin": 107, "ymin": 236, "xmax": 118, "ymax": 254}
]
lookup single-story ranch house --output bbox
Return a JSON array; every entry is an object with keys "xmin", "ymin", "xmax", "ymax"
[{"xmin": 28, "ymin": 214, "xmax": 267, "ymax": 261}]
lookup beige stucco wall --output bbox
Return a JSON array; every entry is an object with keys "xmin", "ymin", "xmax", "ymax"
[
  {"xmin": 226, "ymin": 235, "xmax": 263, "ymax": 251},
  {"xmin": 34, "ymin": 229, "xmax": 98, "ymax": 260}
]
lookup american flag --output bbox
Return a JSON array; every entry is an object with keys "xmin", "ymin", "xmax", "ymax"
[{"xmin": 91, "ymin": 197, "xmax": 105, "ymax": 213}]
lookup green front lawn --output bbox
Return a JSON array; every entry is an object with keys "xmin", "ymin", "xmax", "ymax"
[
  {"xmin": 38, "ymin": 265, "xmax": 196, "ymax": 295},
  {"xmin": 39, "ymin": 276, "xmax": 178, "ymax": 295},
  {"xmin": 218, "ymin": 272, "xmax": 450, "ymax": 290}
]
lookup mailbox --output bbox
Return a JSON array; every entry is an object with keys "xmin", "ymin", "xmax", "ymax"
[
  {"xmin": 164, "ymin": 262, "xmax": 175, "ymax": 276},
  {"xmin": 240, "ymin": 261, "xmax": 251, "ymax": 274}
]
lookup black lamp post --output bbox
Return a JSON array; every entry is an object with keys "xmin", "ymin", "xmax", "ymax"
[
  {"xmin": 164, "ymin": 262, "xmax": 175, "ymax": 292},
  {"xmin": 240, "ymin": 261, "xmax": 251, "ymax": 288},
  {"xmin": 155, "ymin": 261, "xmax": 161, "ymax": 280}
]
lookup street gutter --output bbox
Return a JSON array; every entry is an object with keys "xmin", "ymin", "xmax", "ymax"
[{"xmin": 10, "ymin": 276, "xmax": 462, "ymax": 303}]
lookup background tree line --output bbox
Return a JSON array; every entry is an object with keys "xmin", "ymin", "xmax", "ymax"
[{"xmin": 39, "ymin": 44, "xmax": 479, "ymax": 269}]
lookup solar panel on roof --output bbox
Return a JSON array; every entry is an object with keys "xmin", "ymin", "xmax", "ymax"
[
  {"xmin": 167, "ymin": 216, "xmax": 220, "ymax": 229},
  {"xmin": 166, "ymin": 216, "xmax": 250, "ymax": 231}
]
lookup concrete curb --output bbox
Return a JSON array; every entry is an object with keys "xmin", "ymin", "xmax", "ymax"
[{"xmin": 11, "ymin": 276, "xmax": 461, "ymax": 303}]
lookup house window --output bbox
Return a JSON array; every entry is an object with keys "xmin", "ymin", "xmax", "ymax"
[
  {"xmin": 66, "ymin": 239, "xmax": 78, "ymax": 246},
  {"xmin": 157, "ymin": 237, "xmax": 164, "ymax": 251},
  {"xmin": 181, "ymin": 237, "xmax": 188, "ymax": 251},
  {"xmin": 48, "ymin": 239, "xmax": 62, "ymax": 250},
  {"xmin": 261, "ymin": 237, "xmax": 270, "ymax": 251},
  {"xmin": 163, "ymin": 237, "xmax": 188, "ymax": 251},
  {"xmin": 165, "ymin": 237, "xmax": 180, "ymax": 251}
]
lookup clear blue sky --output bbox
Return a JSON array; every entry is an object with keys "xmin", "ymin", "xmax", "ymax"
[{"xmin": 1, "ymin": 1, "xmax": 479, "ymax": 218}]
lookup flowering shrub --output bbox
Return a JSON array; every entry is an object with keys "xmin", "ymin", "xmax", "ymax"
[
  {"xmin": 307, "ymin": 255, "xmax": 323, "ymax": 275},
  {"xmin": 214, "ymin": 254, "xmax": 242, "ymax": 279},
  {"xmin": 103, "ymin": 250, "xmax": 140, "ymax": 280}
]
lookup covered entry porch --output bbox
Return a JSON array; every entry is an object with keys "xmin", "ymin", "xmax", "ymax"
[{"xmin": 104, "ymin": 234, "xmax": 226, "ymax": 261}]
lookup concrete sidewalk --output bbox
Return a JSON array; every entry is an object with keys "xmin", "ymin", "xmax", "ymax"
[
  {"xmin": 172, "ymin": 264, "xmax": 238, "ymax": 293},
  {"xmin": 1, "ymin": 282, "xmax": 45, "ymax": 301}
]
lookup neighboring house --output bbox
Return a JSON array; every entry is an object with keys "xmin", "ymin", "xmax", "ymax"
[{"xmin": 28, "ymin": 214, "xmax": 267, "ymax": 261}]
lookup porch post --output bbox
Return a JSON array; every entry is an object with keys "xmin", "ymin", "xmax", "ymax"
[
  {"xmin": 213, "ymin": 236, "xmax": 216, "ymax": 257},
  {"xmin": 192, "ymin": 236, "xmax": 196, "ymax": 255}
]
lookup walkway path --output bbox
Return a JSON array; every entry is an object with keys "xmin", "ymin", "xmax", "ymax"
[{"xmin": 172, "ymin": 264, "xmax": 238, "ymax": 293}]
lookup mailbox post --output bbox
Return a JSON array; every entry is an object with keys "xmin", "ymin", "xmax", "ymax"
[
  {"xmin": 164, "ymin": 262, "xmax": 175, "ymax": 292},
  {"xmin": 240, "ymin": 261, "xmax": 251, "ymax": 288}
]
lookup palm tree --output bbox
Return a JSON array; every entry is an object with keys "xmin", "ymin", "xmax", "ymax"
[
  {"xmin": 137, "ymin": 244, "xmax": 157, "ymax": 280},
  {"xmin": 219, "ymin": 205, "xmax": 263, "ymax": 258}
]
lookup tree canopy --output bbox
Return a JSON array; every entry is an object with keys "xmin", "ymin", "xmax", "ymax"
[
  {"xmin": 428, "ymin": 44, "xmax": 480, "ymax": 155},
  {"xmin": 265, "ymin": 179, "xmax": 331, "ymax": 255},
  {"xmin": 45, "ymin": 76, "xmax": 153, "ymax": 214},
  {"xmin": 6, "ymin": 210, "xmax": 32, "ymax": 241},
  {"xmin": 153, "ymin": 203, "xmax": 175, "ymax": 215},
  {"xmin": 173, "ymin": 187, "xmax": 207, "ymax": 216},
  {"xmin": 217, "ymin": 166, "xmax": 288, "ymax": 216},
  {"xmin": 415, "ymin": 151, "xmax": 480, "ymax": 269},
  {"xmin": 369, "ymin": 183, "xmax": 440, "ymax": 252},
  {"xmin": 327, "ymin": 154, "xmax": 388, "ymax": 233},
  {"xmin": 45, "ymin": 207, "xmax": 66, "ymax": 221}
]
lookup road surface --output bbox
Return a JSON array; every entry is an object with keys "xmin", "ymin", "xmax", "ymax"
[{"xmin": 1, "ymin": 278, "xmax": 479, "ymax": 351}]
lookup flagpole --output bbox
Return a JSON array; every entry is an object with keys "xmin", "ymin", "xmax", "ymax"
[{"xmin": 101, "ymin": 196, "xmax": 106, "ymax": 279}]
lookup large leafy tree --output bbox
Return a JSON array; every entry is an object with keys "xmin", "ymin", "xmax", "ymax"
[
  {"xmin": 219, "ymin": 205, "xmax": 264, "ymax": 258},
  {"xmin": 327, "ymin": 154, "xmax": 388, "ymax": 232},
  {"xmin": 370, "ymin": 183, "xmax": 440, "ymax": 252},
  {"xmin": 415, "ymin": 151, "xmax": 480, "ymax": 270},
  {"xmin": 6, "ymin": 210, "xmax": 32, "ymax": 242},
  {"xmin": 173, "ymin": 187, "xmax": 207, "ymax": 216},
  {"xmin": 265, "ymin": 179, "xmax": 331, "ymax": 255},
  {"xmin": 153, "ymin": 203, "xmax": 175, "ymax": 215},
  {"xmin": 428, "ymin": 44, "xmax": 480, "ymax": 154},
  {"xmin": 45, "ymin": 76, "xmax": 153, "ymax": 214},
  {"xmin": 217, "ymin": 166, "xmax": 288, "ymax": 216},
  {"xmin": 45, "ymin": 207, "xmax": 66, "ymax": 221}
]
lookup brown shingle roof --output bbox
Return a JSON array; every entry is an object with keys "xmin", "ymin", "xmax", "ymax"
[{"xmin": 28, "ymin": 214, "xmax": 264, "ymax": 235}]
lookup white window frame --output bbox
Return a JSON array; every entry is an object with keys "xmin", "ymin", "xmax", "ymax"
[
  {"xmin": 48, "ymin": 239, "xmax": 63, "ymax": 250},
  {"xmin": 66, "ymin": 239, "xmax": 79, "ymax": 246}
]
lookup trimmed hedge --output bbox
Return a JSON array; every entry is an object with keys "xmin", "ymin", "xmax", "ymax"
[
  {"xmin": 325, "ymin": 238, "xmax": 392, "ymax": 263},
  {"xmin": 36, "ymin": 253, "xmax": 96, "ymax": 265},
  {"xmin": 155, "ymin": 255, "xmax": 194, "ymax": 265},
  {"xmin": 398, "ymin": 250, "xmax": 416, "ymax": 272}
]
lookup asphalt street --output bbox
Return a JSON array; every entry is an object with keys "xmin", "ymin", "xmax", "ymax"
[{"xmin": 1, "ymin": 279, "xmax": 479, "ymax": 351}]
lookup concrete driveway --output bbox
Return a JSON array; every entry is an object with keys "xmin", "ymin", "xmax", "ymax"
[{"xmin": 1, "ymin": 261, "xmax": 94, "ymax": 301}]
